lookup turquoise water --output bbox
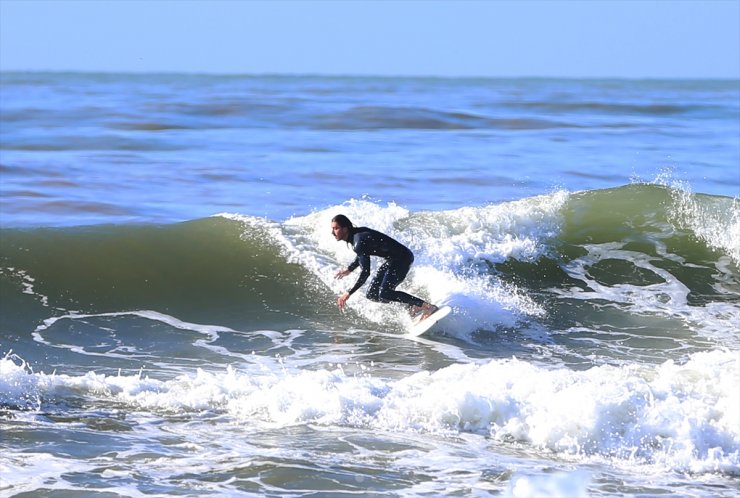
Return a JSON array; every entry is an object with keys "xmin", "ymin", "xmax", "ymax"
[{"xmin": 1, "ymin": 73, "xmax": 738, "ymax": 497}]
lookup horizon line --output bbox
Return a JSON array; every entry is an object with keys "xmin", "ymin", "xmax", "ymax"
[{"xmin": 2, "ymin": 68, "xmax": 738, "ymax": 82}]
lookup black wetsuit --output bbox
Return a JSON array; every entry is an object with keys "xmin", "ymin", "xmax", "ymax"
[{"xmin": 345, "ymin": 227, "xmax": 424, "ymax": 307}]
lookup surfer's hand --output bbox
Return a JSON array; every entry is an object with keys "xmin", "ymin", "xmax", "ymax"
[
  {"xmin": 334, "ymin": 268, "xmax": 351, "ymax": 279},
  {"xmin": 337, "ymin": 292, "xmax": 350, "ymax": 310}
]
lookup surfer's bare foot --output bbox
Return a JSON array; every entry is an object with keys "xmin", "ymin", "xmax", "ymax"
[
  {"xmin": 408, "ymin": 305, "xmax": 423, "ymax": 320},
  {"xmin": 420, "ymin": 303, "xmax": 438, "ymax": 320}
]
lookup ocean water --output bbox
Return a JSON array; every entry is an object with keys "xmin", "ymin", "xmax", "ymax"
[{"xmin": 1, "ymin": 72, "xmax": 739, "ymax": 497}]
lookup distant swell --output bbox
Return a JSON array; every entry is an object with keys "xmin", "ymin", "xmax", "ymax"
[
  {"xmin": 4, "ymin": 135, "xmax": 182, "ymax": 151},
  {"xmin": 316, "ymin": 105, "xmax": 576, "ymax": 130},
  {"xmin": 506, "ymin": 101, "xmax": 693, "ymax": 115}
]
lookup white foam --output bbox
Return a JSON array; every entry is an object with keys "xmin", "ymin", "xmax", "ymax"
[
  {"xmin": 31, "ymin": 309, "xmax": 287, "ymax": 361},
  {"xmin": 0, "ymin": 266, "xmax": 50, "ymax": 307},
  {"xmin": 4, "ymin": 348, "xmax": 737, "ymax": 475},
  {"xmin": 555, "ymin": 241, "xmax": 740, "ymax": 347},
  {"xmin": 0, "ymin": 452, "xmax": 100, "ymax": 496},
  {"xmin": 506, "ymin": 470, "xmax": 591, "ymax": 498},
  {"xmin": 558, "ymin": 242, "xmax": 691, "ymax": 309},
  {"xmin": 35, "ymin": 309, "xmax": 234, "ymax": 339},
  {"xmin": 0, "ymin": 353, "xmax": 42, "ymax": 411},
  {"xmin": 666, "ymin": 179, "xmax": 740, "ymax": 265}
]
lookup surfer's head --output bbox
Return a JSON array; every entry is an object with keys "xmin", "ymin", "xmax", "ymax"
[{"xmin": 331, "ymin": 214, "xmax": 353, "ymax": 242}]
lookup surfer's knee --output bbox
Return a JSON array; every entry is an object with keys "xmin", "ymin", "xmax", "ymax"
[
  {"xmin": 366, "ymin": 288, "xmax": 383, "ymax": 302},
  {"xmin": 377, "ymin": 287, "xmax": 396, "ymax": 302}
]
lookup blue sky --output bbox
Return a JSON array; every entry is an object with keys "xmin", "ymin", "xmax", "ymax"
[{"xmin": 1, "ymin": 0, "xmax": 738, "ymax": 79}]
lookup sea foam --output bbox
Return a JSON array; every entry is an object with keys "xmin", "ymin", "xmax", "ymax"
[{"xmin": 3, "ymin": 348, "xmax": 737, "ymax": 475}]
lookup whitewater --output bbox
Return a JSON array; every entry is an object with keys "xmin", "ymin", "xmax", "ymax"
[{"xmin": 1, "ymin": 73, "xmax": 738, "ymax": 497}]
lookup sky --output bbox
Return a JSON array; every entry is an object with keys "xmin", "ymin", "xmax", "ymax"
[{"xmin": 1, "ymin": 0, "xmax": 738, "ymax": 79}]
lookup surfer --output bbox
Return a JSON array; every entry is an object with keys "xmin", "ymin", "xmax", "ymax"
[{"xmin": 331, "ymin": 214, "xmax": 438, "ymax": 320}]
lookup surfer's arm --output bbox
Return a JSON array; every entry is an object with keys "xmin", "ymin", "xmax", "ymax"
[
  {"xmin": 346, "ymin": 262, "xmax": 370, "ymax": 296},
  {"xmin": 336, "ymin": 255, "xmax": 370, "ymax": 311},
  {"xmin": 347, "ymin": 257, "xmax": 360, "ymax": 272}
]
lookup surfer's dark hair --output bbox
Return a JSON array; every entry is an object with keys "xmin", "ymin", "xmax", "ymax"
[{"xmin": 331, "ymin": 214, "xmax": 353, "ymax": 229}]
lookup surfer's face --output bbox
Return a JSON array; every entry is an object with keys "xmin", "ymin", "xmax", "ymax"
[{"xmin": 331, "ymin": 221, "xmax": 349, "ymax": 242}]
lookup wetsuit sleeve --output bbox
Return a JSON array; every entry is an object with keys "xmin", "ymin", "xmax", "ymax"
[
  {"xmin": 347, "ymin": 254, "xmax": 370, "ymax": 295},
  {"xmin": 347, "ymin": 256, "xmax": 360, "ymax": 272}
]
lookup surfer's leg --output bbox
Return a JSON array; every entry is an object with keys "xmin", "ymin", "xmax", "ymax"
[
  {"xmin": 366, "ymin": 263, "xmax": 389, "ymax": 302},
  {"xmin": 376, "ymin": 258, "xmax": 425, "ymax": 307}
]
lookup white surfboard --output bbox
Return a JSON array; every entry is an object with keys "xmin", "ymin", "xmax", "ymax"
[{"xmin": 408, "ymin": 306, "xmax": 452, "ymax": 337}]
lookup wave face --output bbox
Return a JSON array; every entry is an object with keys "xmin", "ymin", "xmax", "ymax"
[
  {"xmin": 2, "ymin": 184, "xmax": 738, "ymax": 348},
  {"xmin": 0, "ymin": 217, "xmax": 329, "ymax": 330}
]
